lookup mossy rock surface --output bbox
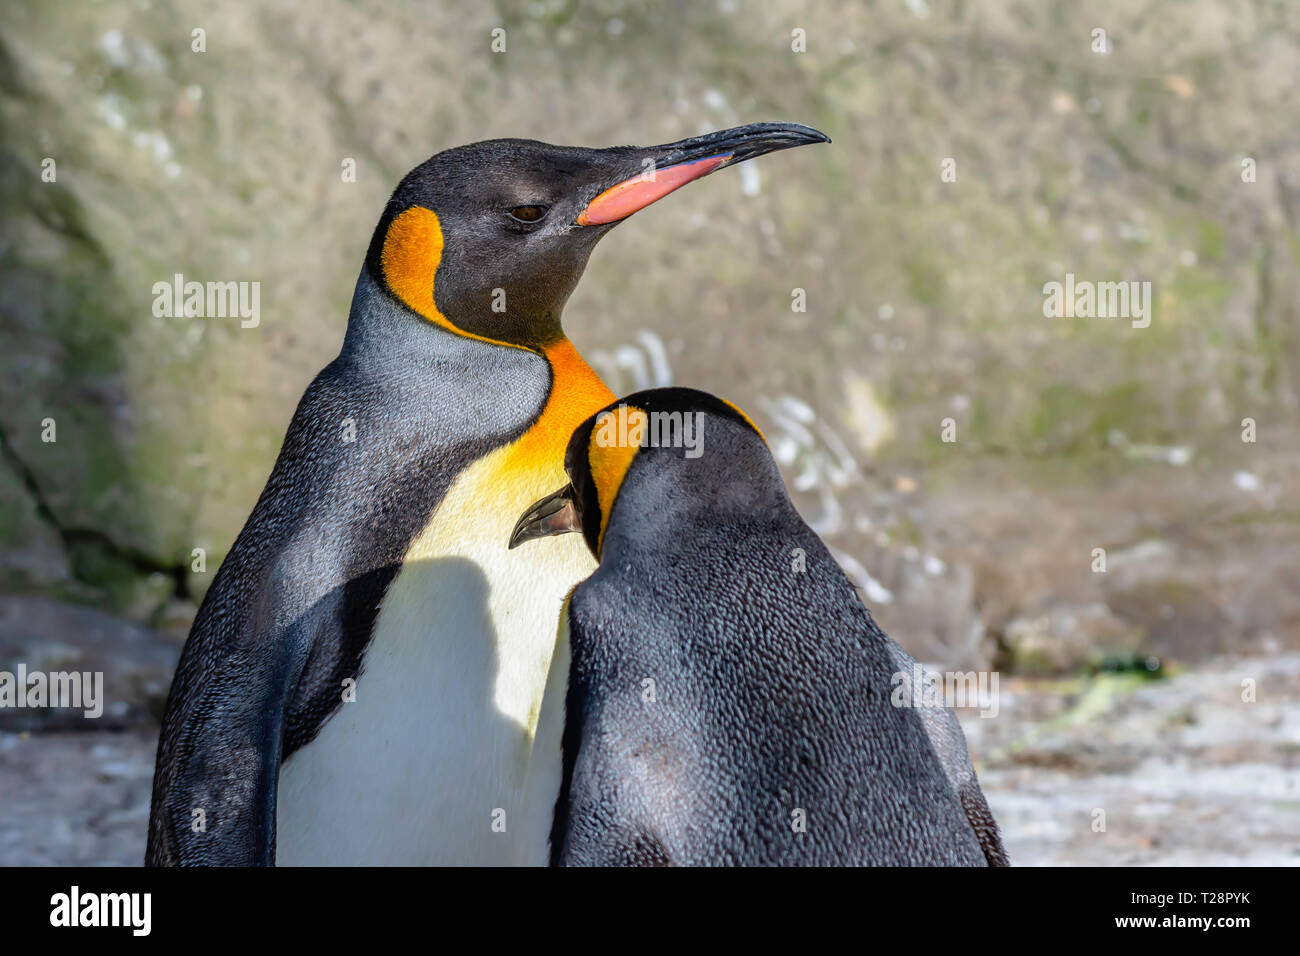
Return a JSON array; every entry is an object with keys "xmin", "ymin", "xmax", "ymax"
[{"xmin": 0, "ymin": 0, "xmax": 1296, "ymax": 659}]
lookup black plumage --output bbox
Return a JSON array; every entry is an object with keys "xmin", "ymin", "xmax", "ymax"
[{"xmin": 543, "ymin": 388, "xmax": 1007, "ymax": 866}]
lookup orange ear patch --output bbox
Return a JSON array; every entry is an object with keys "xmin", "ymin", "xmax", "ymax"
[
  {"xmin": 587, "ymin": 404, "xmax": 648, "ymax": 555},
  {"xmin": 380, "ymin": 206, "xmax": 514, "ymax": 347},
  {"xmin": 381, "ymin": 207, "xmax": 444, "ymax": 322}
]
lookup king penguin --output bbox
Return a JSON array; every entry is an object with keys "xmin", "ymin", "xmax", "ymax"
[
  {"xmin": 511, "ymin": 388, "xmax": 1008, "ymax": 866},
  {"xmin": 147, "ymin": 124, "xmax": 830, "ymax": 866}
]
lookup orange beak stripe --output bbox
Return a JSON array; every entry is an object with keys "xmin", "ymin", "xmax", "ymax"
[{"xmin": 576, "ymin": 154, "xmax": 732, "ymax": 226}]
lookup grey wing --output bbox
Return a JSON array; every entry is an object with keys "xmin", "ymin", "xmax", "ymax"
[{"xmin": 145, "ymin": 554, "xmax": 331, "ymax": 866}]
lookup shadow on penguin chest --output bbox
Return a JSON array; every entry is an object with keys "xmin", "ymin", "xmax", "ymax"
[{"xmin": 275, "ymin": 442, "xmax": 592, "ymax": 865}]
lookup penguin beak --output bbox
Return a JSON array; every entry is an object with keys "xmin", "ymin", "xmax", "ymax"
[
  {"xmin": 509, "ymin": 485, "xmax": 581, "ymax": 549},
  {"xmin": 576, "ymin": 122, "xmax": 831, "ymax": 226}
]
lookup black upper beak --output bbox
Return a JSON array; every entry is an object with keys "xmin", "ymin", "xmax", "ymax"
[
  {"xmin": 508, "ymin": 484, "xmax": 582, "ymax": 550},
  {"xmin": 577, "ymin": 121, "xmax": 831, "ymax": 226},
  {"xmin": 647, "ymin": 122, "xmax": 831, "ymax": 170}
]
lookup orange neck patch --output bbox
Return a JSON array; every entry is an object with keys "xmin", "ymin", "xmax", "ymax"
[
  {"xmin": 586, "ymin": 404, "xmax": 648, "ymax": 555},
  {"xmin": 381, "ymin": 205, "xmax": 521, "ymax": 349},
  {"xmin": 505, "ymin": 338, "xmax": 615, "ymax": 474}
]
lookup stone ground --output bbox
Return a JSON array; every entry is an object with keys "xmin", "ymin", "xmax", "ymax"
[
  {"xmin": 3, "ymin": 652, "xmax": 1296, "ymax": 866},
  {"xmin": 0, "ymin": 729, "xmax": 154, "ymax": 866},
  {"xmin": 971, "ymin": 652, "xmax": 1300, "ymax": 866}
]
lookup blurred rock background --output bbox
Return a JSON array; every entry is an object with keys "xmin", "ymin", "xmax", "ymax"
[{"xmin": 1, "ymin": 0, "xmax": 1297, "ymax": 864}]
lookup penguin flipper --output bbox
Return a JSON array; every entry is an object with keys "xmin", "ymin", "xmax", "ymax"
[
  {"xmin": 886, "ymin": 642, "xmax": 1009, "ymax": 866},
  {"xmin": 921, "ymin": 699, "xmax": 1009, "ymax": 866},
  {"xmin": 957, "ymin": 777, "xmax": 1010, "ymax": 866},
  {"xmin": 146, "ymin": 683, "xmax": 284, "ymax": 865},
  {"xmin": 146, "ymin": 567, "xmax": 327, "ymax": 866}
]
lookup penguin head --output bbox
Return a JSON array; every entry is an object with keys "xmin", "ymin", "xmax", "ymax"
[
  {"xmin": 364, "ymin": 124, "xmax": 829, "ymax": 349},
  {"xmin": 510, "ymin": 387, "xmax": 783, "ymax": 559}
]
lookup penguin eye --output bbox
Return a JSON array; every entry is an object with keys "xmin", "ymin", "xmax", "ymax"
[{"xmin": 507, "ymin": 205, "xmax": 549, "ymax": 224}]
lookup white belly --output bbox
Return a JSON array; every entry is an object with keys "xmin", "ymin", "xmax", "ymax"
[{"xmin": 275, "ymin": 446, "xmax": 592, "ymax": 865}]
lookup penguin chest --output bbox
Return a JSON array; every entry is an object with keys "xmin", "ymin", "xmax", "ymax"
[{"xmin": 275, "ymin": 445, "xmax": 591, "ymax": 865}]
